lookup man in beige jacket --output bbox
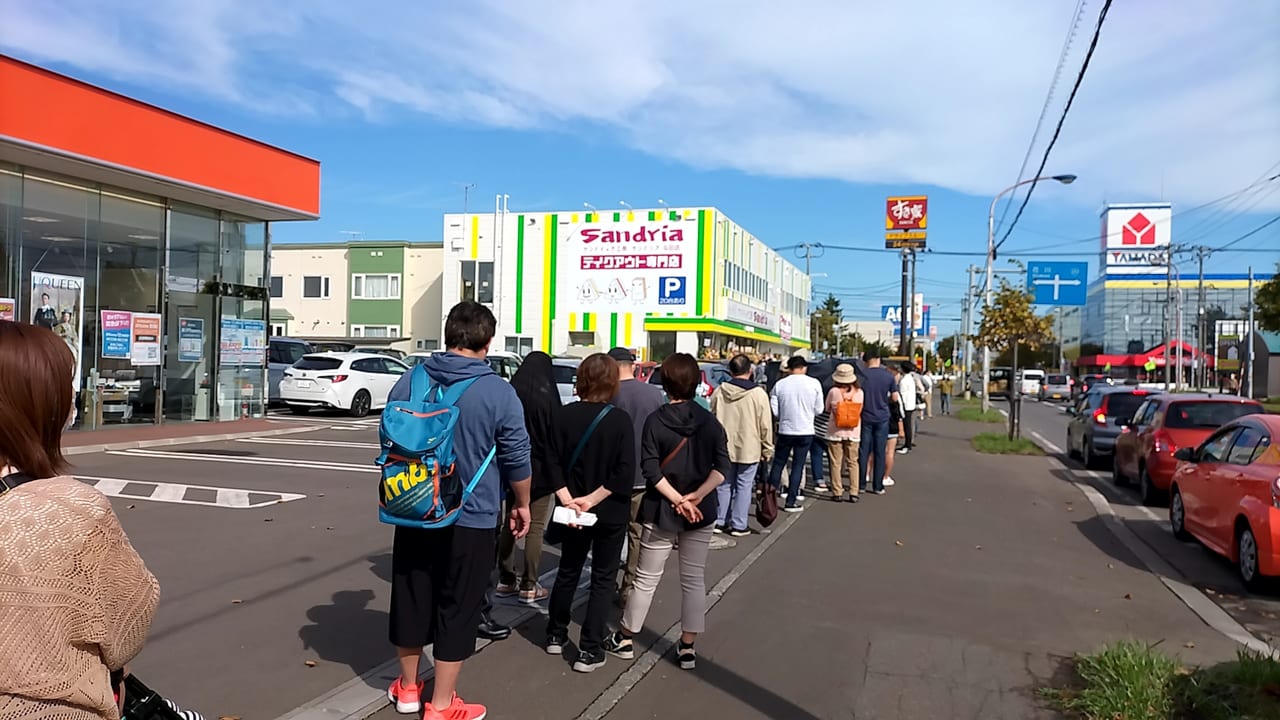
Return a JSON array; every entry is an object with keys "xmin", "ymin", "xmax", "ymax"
[{"xmin": 710, "ymin": 354, "xmax": 774, "ymax": 536}]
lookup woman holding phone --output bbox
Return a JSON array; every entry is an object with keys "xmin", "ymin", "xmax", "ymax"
[{"xmin": 604, "ymin": 353, "xmax": 730, "ymax": 670}]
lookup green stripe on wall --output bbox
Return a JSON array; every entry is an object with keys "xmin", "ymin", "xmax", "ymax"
[
  {"xmin": 583, "ymin": 312, "xmax": 592, "ymax": 331},
  {"xmin": 696, "ymin": 209, "xmax": 707, "ymax": 315},
  {"xmin": 648, "ymin": 210, "xmax": 657, "ymax": 221},
  {"xmin": 609, "ymin": 313, "xmax": 618, "ymax": 347},
  {"xmin": 613, "ymin": 211, "xmax": 621, "ymax": 222},
  {"xmin": 515, "ymin": 215, "xmax": 525, "ymax": 333}
]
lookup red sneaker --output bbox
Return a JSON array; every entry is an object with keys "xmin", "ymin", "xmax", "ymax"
[
  {"xmin": 387, "ymin": 677, "xmax": 423, "ymax": 714},
  {"xmin": 424, "ymin": 693, "xmax": 487, "ymax": 720}
]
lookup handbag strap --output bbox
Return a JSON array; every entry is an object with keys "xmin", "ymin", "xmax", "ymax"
[
  {"xmin": 660, "ymin": 437, "xmax": 689, "ymax": 469},
  {"xmin": 0, "ymin": 471, "xmax": 33, "ymax": 496},
  {"xmin": 566, "ymin": 404, "xmax": 613, "ymax": 475}
]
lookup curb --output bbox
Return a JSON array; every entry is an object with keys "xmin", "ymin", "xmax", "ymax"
[
  {"xmin": 63, "ymin": 424, "xmax": 322, "ymax": 456},
  {"xmin": 1023, "ymin": 430, "xmax": 1280, "ymax": 659}
]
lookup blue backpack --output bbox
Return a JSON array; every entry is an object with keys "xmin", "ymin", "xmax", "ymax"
[{"xmin": 376, "ymin": 365, "xmax": 496, "ymax": 529}]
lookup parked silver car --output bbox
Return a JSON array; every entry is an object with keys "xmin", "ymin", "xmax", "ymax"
[{"xmin": 551, "ymin": 358, "xmax": 580, "ymax": 405}]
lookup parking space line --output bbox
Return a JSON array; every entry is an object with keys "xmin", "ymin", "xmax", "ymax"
[
  {"xmin": 236, "ymin": 438, "xmax": 381, "ymax": 450},
  {"xmin": 76, "ymin": 475, "xmax": 306, "ymax": 508},
  {"xmin": 106, "ymin": 448, "xmax": 378, "ymax": 474}
]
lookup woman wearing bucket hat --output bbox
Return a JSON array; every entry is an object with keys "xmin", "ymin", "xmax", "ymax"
[{"xmin": 825, "ymin": 364, "xmax": 863, "ymax": 502}]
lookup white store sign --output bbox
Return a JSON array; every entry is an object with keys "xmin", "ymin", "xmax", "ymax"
[
  {"xmin": 1100, "ymin": 204, "xmax": 1171, "ymax": 276},
  {"xmin": 725, "ymin": 299, "xmax": 778, "ymax": 332},
  {"xmin": 558, "ymin": 216, "xmax": 700, "ymax": 314}
]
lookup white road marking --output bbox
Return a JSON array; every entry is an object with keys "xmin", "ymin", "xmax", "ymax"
[
  {"xmin": 1030, "ymin": 431, "xmax": 1063, "ymax": 455},
  {"xmin": 106, "ymin": 448, "xmax": 377, "ymax": 473},
  {"xmin": 76, "ymin": 475, "xmax": 306, "ymax": 508},
  {"xmin": 236, "ymin": 437, "xmax": 381, "ymax": 450}
]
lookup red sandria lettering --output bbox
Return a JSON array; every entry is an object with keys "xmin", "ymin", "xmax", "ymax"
[{"xmin": 581, "ymin": 225, "xmax": 686, "ymax": 243}]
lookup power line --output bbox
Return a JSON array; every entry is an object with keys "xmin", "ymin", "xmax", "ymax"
[
  {"xmin": 1213, "ymin": 214, "xmax": 1280, "ymax": 251},
  {"xmin": 994, "ymin": 0, "xmax": 1090, "ymax": 238},
  {"xmin": 995, "ymin": 0, "xmax": 1114, "ymax": 251}
]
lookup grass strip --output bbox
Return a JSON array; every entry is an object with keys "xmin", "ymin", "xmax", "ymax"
[{"xmin": 971, "ymin": 432, "xmax": 1044, "ymax": 455}]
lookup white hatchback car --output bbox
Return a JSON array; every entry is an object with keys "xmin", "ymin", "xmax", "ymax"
[{"xmin": 281, "ymin": 352, "xmax": 408, "ymax": 417}]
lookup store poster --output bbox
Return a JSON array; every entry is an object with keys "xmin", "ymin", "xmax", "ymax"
[
  {"xmin": 131, "ymin": 313, "xmax": 162, "ymax": 366},
  {"xmin": 0, "ymin": 298, "xmax": 15, "ymax": 321},
  {"xmin": 32, "ymin": 272, "xmax": 84, "ymax": 388},
  {"xmin": 101, "ymin": 310, "xmax": 133, "ymax": 359},
  {"xmin": 558, "ymin": 213, "xmax": 701, "ymax": 314},
  {"xmin": 220, "ymin": 317, "xmax": 268, "ymax": 366},
  {"xmin": 178, "ymin": 317, "xmax": 205, "ymax": 363}
]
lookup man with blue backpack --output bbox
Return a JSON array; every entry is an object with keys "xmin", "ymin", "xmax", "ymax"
[{"xmin": 378, "ymin": 301, "xmax": 532, "ymax": 719}]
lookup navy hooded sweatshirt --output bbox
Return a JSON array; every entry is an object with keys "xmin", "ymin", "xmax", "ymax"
[{"xmin": 388, "ymin": 351, "xmax": 532, "ymax": 530}]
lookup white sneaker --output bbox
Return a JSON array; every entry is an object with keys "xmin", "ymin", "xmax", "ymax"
[{"xmin": 883, "ymin": 476, "xmax": 896, "ymax": 487}]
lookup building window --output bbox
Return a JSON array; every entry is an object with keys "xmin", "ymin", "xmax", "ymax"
[
  {"xmin": 269, "ymin": 275, "xmax": 283, "ymax": 298},
  {"xmin": 459, "ymin": 261, "xmax": 494, "ymax": 303},
  {"xmin": 416, "ymin": 338, "xmax": 440, "ymax": 351},
  {"xmin": 302, "ymin": 275, "xmax": 330, "ymax": 299},
  {"xmin": 270, "ymin": 322, "xmax": 287, "ymax": 336},
  {"xmin": 352, "ymin": 325, "xmax": 400, "ymax": 338},
  {"xmin": 352, "ymin": 273, "xmax": 401, "ymax": 300},
  {"xmin": 505, "ymin": 336, "xmax": 534, "ymax": 355}
]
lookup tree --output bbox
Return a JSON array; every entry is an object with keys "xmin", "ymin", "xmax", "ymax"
[
  {"xmin": 811, "ymin": 293, "xmax": 844, "ymax": 356},
  {"xmin": 971, "ymin": 280, "xmax": 1056, "ymax": 435},
  {"xmin": 1255, "ymin": 262, "xmax": 1280, "ymax": 332}
]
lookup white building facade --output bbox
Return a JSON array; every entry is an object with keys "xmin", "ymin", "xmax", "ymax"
[{"xmin": 442, "ymin": 206, "xmax": 812, "ymax": 360}]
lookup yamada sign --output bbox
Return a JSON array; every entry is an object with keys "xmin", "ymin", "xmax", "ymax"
[
  {"xmin": 559, "ymin": 217, "xmax": 700, "ymax": 314},
  {"xmin": 1101, "ymin": 204, "xmax": 1171, "ymax": 275}
]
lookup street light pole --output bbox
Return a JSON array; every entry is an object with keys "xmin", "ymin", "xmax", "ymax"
[{"xmin": 982, "ymin": 173, "xmax": 1077, "ymax": 412}]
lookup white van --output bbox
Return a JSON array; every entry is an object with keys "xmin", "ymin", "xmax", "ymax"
[{"xmin": 1018, "ymin": 369, "xmax": 1045, "ymax": 396}]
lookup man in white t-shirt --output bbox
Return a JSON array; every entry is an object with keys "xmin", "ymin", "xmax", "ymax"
[
  {"xmin": 897, "ymin": 362, "xmax": 918, "ymax": 454},
  {"xmin": 768, "ymin": 356, "xmax": 824, "ymax": 512}
]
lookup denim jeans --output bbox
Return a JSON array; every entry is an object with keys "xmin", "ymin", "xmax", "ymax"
[
  {"xmin": 716, "ymin": 462, "xmax": 757, "ymax": 532},
  {"xmin": 810, "ymin": 437, "xmax": 826, "ymax": 487},
  {"xmin": 858, "ymin": 420, "xmax": 889, "ymax": 492},
  {"xmin": 940, "ymin": 393, "xmax": 952, "ymax": 414},
  {"xmin": 768, "ymin": 434, "xmax": 811, "ymax": 507}
]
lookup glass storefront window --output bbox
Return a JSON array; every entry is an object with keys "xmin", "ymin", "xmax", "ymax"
[
  {"xmin": 0, "ymin": 165, "xmax": 19, "ymax": 302},
  {"xmin": 166, "ymin": 204, "xmax": 220, "ymax": 422}
]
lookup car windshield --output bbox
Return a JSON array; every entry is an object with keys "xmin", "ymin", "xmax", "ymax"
[
  {"xmin": 403, "ymin": 355, "xmax": 428, "ymax": 367},
  {"xmin": 1104, "ymin": 392, "xmax": 1149, "ymax": 420},
  {"xmin": 273, "ymin": 342, "xmax": 310, "ymax": 365},
  {"xmin": 295, "ymin": 356, "xmax": 343, "ymax": 371},
  {"xmin": 1047, "ymin": 375, "xmax": 1069, "ymax": 385},
  {"xmin": 552, "ymin": 365, "xmax": 577, "ymax": 384},
  {"xmin": 1164, "ymin": 401, "xmax": 1263, "ymax": 429}
]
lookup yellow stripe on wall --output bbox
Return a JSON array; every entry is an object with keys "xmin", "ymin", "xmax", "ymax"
[
  {"xmin": 541, "ymin": 216, "xmax": 554, "ymax": 352},
  {"xmin": 623, "ymin": 312, "xmax": 633, "ymax": 346},
  {"xmin": 569, "ymin": 312, "xmax": 578, "ymax": 332},
  {"xmin": 470, "ymin": 215, "xmax": 479, "ymax": 259}
]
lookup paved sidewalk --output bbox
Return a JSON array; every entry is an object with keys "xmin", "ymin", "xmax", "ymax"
[
  {"xmin": 361, "ymin": 416, "xmax": 1241, "ymax": 720},
  {"xmin": 63, "ymin": 417, "xmax": 311, "ymax": 454}
]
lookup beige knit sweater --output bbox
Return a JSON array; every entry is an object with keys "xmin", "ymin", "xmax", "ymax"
[{"xmin": 0, "ymin": 476, "xmax": 160, "ymax": 720}]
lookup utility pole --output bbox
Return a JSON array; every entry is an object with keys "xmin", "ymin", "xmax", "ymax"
[
  {"xmin": 908, "ymin": 250, "xmax": 918, "ymax": 362},
  {"xmin": 795, "ymin": 242, "xmax": 824, "ymax": 352},
  {"xmin": 899, "ymin": 249, "xmax": 911, "ymax": 355},
  {"xmin": 1163, "ymin": 248, "xmax": 1174, "ymax": 390},
  {"xmin": 964, "ymin": 265, "xmax": 977, "ymax": 399},
  {"xmin": 1247, "ymin": 266, "xmax": 1255, "ymax": 399},
  {"xmin": 1195, "ymin": 246, "xmax": 1209, "ymax": 389}
]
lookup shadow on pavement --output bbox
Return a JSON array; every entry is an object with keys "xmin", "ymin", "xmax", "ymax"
[
  {"xmin": 1069, "ymin": 514, "xmax": 1148, "ymax": 573},
  {"xmin": 368, "ymin": 552, "xmax": 392, "ymax": 583},
  {"xmin": 298, "ymin": 588, "xmax": 391, "ymax": 687}
]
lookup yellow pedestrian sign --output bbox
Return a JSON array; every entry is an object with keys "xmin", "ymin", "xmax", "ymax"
[{"xmin": 1143, "ymin": 357, "xmax": 1157, "ymax": 372}]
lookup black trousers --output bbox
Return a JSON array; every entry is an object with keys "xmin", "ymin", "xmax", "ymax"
[
  {"xmin": 902, "ymin": 409, "xmax": 916, "ymax": 449},
  {"xmin": 546, "ymin": 522, "xmax": 627, "ymax": 655},
  {"xmin": 389, "ymin": 525, "xmax": 494, "ymax": 662}
]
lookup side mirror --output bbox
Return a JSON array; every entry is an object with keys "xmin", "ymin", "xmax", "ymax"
[
  {"xmin": 1065, "ymin": 407, "xmax": 1077, "ymax": 416},
  {"xmin": 1174, "ymin": 447, "xmax": 1196, "ymax": 462}
]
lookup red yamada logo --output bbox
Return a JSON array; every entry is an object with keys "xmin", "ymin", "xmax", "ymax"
[{"xmin": 1121, "ymin": 212, "xmax": 1156, "ymax": 246}]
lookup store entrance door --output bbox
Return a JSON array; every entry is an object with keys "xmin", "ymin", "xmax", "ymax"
[{"xmin": 163, "ymin": 283, "xmax": 216, "ymax": 422}]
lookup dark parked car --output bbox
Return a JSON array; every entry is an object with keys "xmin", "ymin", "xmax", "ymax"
[
  {"xmin": 1039, "ymin": 374, "xmax": 1073, "ymax": 402},
  {"xmin": 1067, "ymin": 386, "xmax": 1162, "ymax": 469}
]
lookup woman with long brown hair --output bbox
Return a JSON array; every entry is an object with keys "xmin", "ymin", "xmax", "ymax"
[{"xmin": 0, "ymin": 321, "xmax": 160, "ymax": 719}]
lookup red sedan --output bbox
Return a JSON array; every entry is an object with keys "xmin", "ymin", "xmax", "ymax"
[
  {"xmin": 1113, "ymin": 394, "xmax": 1263, "ymax": 505},
  {"xmin": 1169, "ymin": 414, "xmax": 1280, "ymax": 591}
]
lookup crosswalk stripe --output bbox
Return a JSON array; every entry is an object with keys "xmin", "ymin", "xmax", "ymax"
[
  {"xmin": 107, "ymin": 448, "xmax": 377, "ymax": 473},
  {"xmin": 75, "ymin": 475, "xmax": 306, "ymax": 508}
]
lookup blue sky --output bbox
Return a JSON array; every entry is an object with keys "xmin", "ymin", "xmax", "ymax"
[{"xmin": 3, "ymin": 0, "xmax": 1278, "ymax": 333}]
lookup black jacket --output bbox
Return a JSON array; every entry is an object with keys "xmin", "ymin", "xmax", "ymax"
[
  {"xmin": 639, "ymin": 401, "xmax": 731, "ymax": 531},
  {"xmin": 545, "ymin": 401, "xmax": 635, "ymax": 526}
]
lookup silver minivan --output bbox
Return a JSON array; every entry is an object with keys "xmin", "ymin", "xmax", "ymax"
[{"xmin": 268, "ymin": 337, "xmax": 313, "ymax": 403}]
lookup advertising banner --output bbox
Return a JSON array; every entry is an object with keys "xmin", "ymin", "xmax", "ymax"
[
  {"xmin": 220, "ymin": 317, "xmax": 268, "ymax": 366},
  {"xmin": 32, "ymin": 272, "xmax": 84, "ymax": 387},
  {"xmin": 885, "ymin": 196, "xmax": 928, "ymax": 231},
  {"xmin": 558, "ymin": 215, "xmax": 700, "ymax": 314},
  {"xmin": 101, "ymin": 310, "xmax": 133, "ymax": 359},
  {"xmin": 1217, "ymin": 333, "xmax": 1241, "ymax": 372},
  {"xmin": 178, "ymin": 317, "xmax": 205, "ymax": 363},
  {"xmin": 1100, "ymin": 204, "xmax": 1172, "ymax": 275},
  {"xmin": 0, "ymin": 298, "xmax": 15, "ymax": 321},
  {"xmin": 131, "ymin": 313, "xmax": 162, "ymax": 366},
  {"xmin": 725, "ymin": 299, "xmax": 778, "ymax": 332}
]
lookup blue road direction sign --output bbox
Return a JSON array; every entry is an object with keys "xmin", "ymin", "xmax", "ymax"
[{"xmin": 1027, "ymin": 261, "xmax": 1088, "ymax": 306}]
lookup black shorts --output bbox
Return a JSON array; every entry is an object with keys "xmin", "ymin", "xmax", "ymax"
[{"xmin": 389, "ymin": 524, "xmax": 495, "ymax": 662}]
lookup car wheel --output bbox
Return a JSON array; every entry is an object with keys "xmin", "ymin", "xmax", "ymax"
[
  {"xmin": 1237, "ymin": 526, "xmax": 1266, "ymax": 592},
  {"xmin": 1067, "ymin": 431, "xmax": 1079, "ymax": 459},
  {"xmin": 1083, "ymin": 440, "xmax": 1102, "ymax": 470},
  {"xmin": 1139, "ymin": 466, "xmax": 1161, "ymax": 507},
  {"xmin": 1169, "ymin": 488, "xmax": 1192, "ymax": 541},
  {"xmin": 349, "ymin": 390, "xmax": 372, "ymax": 418},
  {"xmin": 1112, "ymin": 457, "xmax": 1127, "ymax": 486},
  {"xmin": 289, "ymin": 406, "xmax": 310, "ymax": 416}
]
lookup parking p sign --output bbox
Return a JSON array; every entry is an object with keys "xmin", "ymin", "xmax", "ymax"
[{"xmin": 658, "ymin": 276, "xmax": 686, "ymax": 306}]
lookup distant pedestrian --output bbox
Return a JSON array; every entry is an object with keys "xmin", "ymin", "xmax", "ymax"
[
  {"xmin": 768, "ymin": 356, "xmax": 825, "ymax": 512},
  {"xmin": 543, "ymin": 353, "xmax": 635, "ymax": 673},
  {"xmin": 604, "ymin": 353, "xmax": 730, "ymax": 671},
  {"xmin": 897, "ymin": 362, "xmax": 919, "ymax": 453},
  {"xmin": 938, "ymin": 374, "xmax": 955, "ymax": 415},
  {"xmin": 384, "ymin": 302, "xmax": 532, "ymax": 719},
  {"xmin": 606, "ymin": 347, "xmax": 666, "ymax": 608},
  {"xmin": 495, "ymin": 351, "xmax": 559, "ymax": 606},
  {"xmin": 920, "ymin": 371, "xmax": 934, "ymax": 419},
  {"xmin": 855, "ymin": 351, "xmax": 900, "ymax": 495},
  {"xmin": 825, "ymin": 363, "xmax": 863, "ymax": 502},
  {"xmin": 710, "ymin": 354, "xmax": 773, "ymax": 536}
]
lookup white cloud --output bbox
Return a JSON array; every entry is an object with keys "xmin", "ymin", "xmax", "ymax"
[{"xmin": 2, "ymin": 0, "xmax": 1277, "ymax": 208}]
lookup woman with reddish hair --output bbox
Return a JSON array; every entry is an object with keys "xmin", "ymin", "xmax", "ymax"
[{"xmin": 0, "ymin": 321, "xmax": 160, "ymax": 719}]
